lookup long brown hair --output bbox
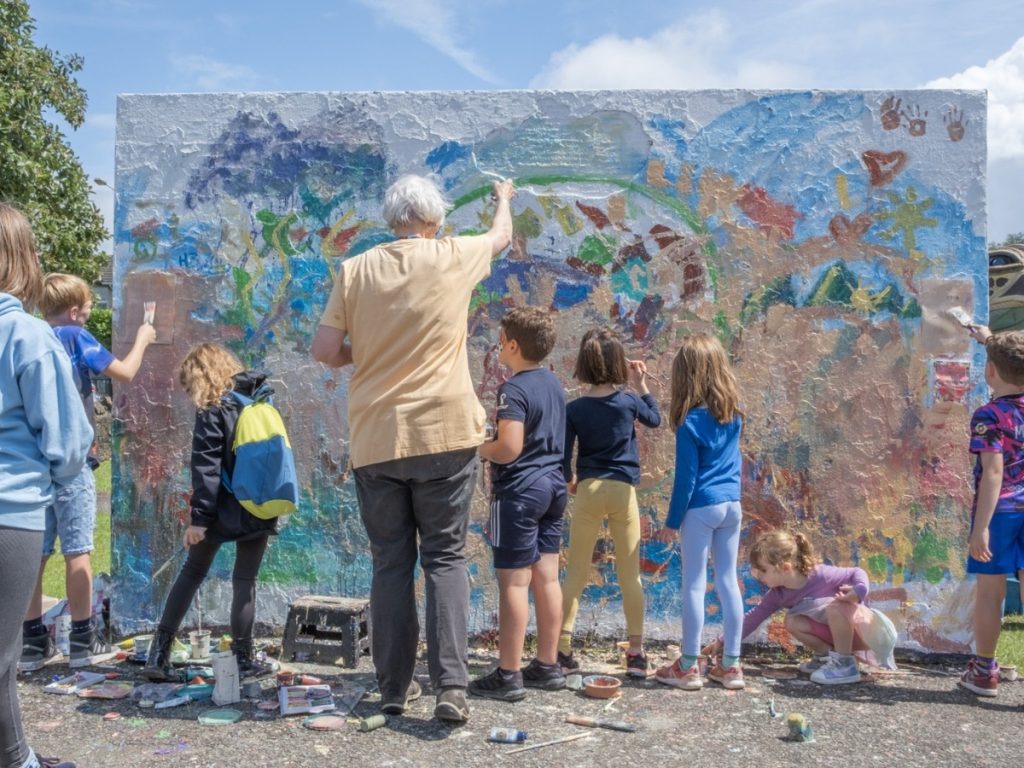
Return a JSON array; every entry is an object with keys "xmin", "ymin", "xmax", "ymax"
[
  {"xmin": 669, "ymin": 333, "xmax": 741, "ymax": 428},
  {"xmin": 749, "ymin": 530, "xmax": 818, "ymax": 576},
  {"xmin": 179, "ymin": 343, "xmax": 244, "ymax": 408},
  {"xmin": 0, "ymin": 203, "xmax": 42, "ymax": 310},
  {"xmin": 573, "ymin": 327, "xmax": 629, "ymax": 385}
]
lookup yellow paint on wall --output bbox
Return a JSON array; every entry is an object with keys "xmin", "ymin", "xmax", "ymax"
[{"xmin": 835, "ymin": 173, "xmax": 851, "ymax": 210}]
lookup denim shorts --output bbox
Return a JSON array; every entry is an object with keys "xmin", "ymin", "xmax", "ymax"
[
  {"xmin": 967, "ymin": 511, "xmax": 1024, "ymax": 575},
  {"xmin": 43, "ymin": 465, "xmax": 97, "ymax": 556},
  {"xmin": 487, "ymin": 472, "xmax": 566, "ymax": 569}
]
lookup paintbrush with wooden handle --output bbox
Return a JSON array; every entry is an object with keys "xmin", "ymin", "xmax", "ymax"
[{"xmin": 565, "ymin": 714, "xmax": 637, "ymax": 733}]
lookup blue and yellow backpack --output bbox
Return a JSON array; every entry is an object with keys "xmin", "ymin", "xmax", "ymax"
[{"xmin": 222, "ymin": 384, "xmax": 299, "ymax": 519}]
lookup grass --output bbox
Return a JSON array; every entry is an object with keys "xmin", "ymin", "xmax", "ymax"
[
  {"xmin": 41, "ymin": 460, "xmax": 112, "ymax": 600},
  {"xmin": 996, "ymin": 615, "xmax": 1024, "ymax": 668}
]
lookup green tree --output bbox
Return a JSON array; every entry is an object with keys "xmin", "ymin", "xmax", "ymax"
[{"xmin": 0, "ymin": 0, "xmax": 107, "ymax": 283}]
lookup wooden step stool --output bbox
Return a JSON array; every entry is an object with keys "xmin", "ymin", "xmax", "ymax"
[{"xmin": 281, "ymin": 596, "xmax": 370, "ymax": 668}]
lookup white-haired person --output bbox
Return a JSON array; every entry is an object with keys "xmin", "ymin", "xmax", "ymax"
[{"xmin": 312, "ymin": 174, "xmax": 515, "ymax": 723}]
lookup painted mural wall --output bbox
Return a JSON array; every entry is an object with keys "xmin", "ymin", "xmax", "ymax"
[{"xmin": 112, "ymin": 90, "xmax": 987, "ymax": 651}]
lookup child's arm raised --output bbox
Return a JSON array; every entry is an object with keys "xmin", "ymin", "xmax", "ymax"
[
  {"xmin": 103, "ymin": 323, "xmax": 156, "ymax": 383},
  {"xmin": 970, "ymin": 452, "xmax": 1003, "ymax": 562}
]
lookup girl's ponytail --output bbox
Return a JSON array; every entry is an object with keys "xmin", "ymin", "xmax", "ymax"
[{"xmin": 792, "ymin": 532, "xmax": 818, "ymax": 575}]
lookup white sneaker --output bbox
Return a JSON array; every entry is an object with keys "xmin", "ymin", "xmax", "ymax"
[
  {"xmin": 797, "ymin": 655, "xmax": 829, "ymax": 675},
  {"xmin": 810, "ymin": 652, "xmax": 861, "ymax": 685}
]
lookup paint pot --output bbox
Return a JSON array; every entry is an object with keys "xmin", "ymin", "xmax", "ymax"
[
  {"xmin": 582, "ymin": 675, "xmax": 622, "ymax": 699},
  {"xmin": 489, "ymin": 727, "xmax": 527, "ymax": 743},
  {"xmin": 132, "ymin": 635, "xmax": 153, "ymax": 656},
  {"xmin": 358, "ymin": 714, "xmax": 388, "ymax": 732},
  {"xmin": 198, "ymin": 708, "xmax": 243, "ymax": 726},
  {"xmin": 211, "ymin": 651, "xmax": 240, "ymax": 706},
  {"xmin": 296, "ymin": 674, "xmax": 322, "ymax": 685},
  {"xmin": 1000, "ymin": 664, "xmax": 1018, "ymax": 682},
  {"xmin": 218, "ymin": 634, "xmax": 232, "ymax": 652},
  {"xmin": 189, "ymin": 630, "xmax": 211, "ymax": 660},
  {"xmin": 103, "ymin": 711, "xmax": 121, "ymax": 721},
  {"xmin": 617, "ymin": 641, "xmax": 631, "ymax": 669},
  {"xmin": 55, "ymin": 615, "xmax": 71, "ymax": 657},
  {"xmin": 303, "ymin": 713, "xmax": 347, "ymax": 731},
  {"xmin": 276, "ymin": 671, "xmax": 295, "ymax": 687}
]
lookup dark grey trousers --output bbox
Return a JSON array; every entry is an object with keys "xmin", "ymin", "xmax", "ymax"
[
  {"xmin": 354, "ymin": 448, "xmax": 478, "ymax": 697},
  {"xmin": 0, "ymin": 526, "xmax": 43, "ymax": 768}
]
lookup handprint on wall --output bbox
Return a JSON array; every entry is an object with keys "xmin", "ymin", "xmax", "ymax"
[
  {"xmin": 880, "ymin": 95, "xmax": 902, "ymax": 130},
  {"xmin": 943, "ymin": 107, "xmax": 967, "ymax": 142},
  {"xmin": 902, "ymin": 104, "xmax": 928, "ymax": 137}
]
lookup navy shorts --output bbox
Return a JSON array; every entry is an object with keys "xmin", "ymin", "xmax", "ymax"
[
  {"xmin": 488, "ymin": 473, "xmax": 566, "ymax": 569},
  {"xmin": 967, "ymin": 511, "xmax": 1024, "ymax": 575}
]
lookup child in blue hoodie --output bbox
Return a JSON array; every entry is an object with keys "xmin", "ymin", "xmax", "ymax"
[{"xmin": 0, "ymin": 203, "xmax": 93, "ymax": 768}]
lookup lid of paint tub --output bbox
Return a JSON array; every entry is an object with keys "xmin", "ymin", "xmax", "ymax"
[
  {"xmin": 302, "ymin": 714, "xmax": 347, "ymax": 731},
  {"xmin": 198, "ymin": 708, "xmax": 243, "ymax": 725}
]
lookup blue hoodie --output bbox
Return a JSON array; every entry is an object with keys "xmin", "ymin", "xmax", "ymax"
[{"xmin": 0, "ymin": 293, "xmax": 93, "ymax": 530}]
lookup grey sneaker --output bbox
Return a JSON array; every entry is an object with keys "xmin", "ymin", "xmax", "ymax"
[
  {"xmin": 434, "ymin": 687, "xmax": 470, "ymax": 723},
  {"xmin": 380, "ymin": 679, "xmax": 422, "ymax": 715},
  {"xmin": 521, "ymin": 657, "xmax": 566, "ymax": 690},
  {"xmin": 69, "ymin": 626, "xmax": 116, "ymax": 669},
  {"xmin": 468, "ymin": 667, "xmax": 527, "ymax": 702},
  {"xmin": 19, "ymin": 632, "xmax": 62, "ymax": 673}
]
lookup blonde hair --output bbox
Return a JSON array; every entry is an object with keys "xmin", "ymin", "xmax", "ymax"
[
  {"xmin": 749, "ymin": 530, "xmax": 818, "ymax": 576},
  {"xmin": 0, "ymin": 203, "xmax": 42, "ymax": 310},
  {"xmin": 179, "ymin": 343, "xmax": 245, "ymax": 409},
  {"xmin": 669, "ymin": 333, "xmax": 741, "ymax": 428},
  {"xmin": 39, "ymin": 273, "xmax": 92, "ymax": 318}
]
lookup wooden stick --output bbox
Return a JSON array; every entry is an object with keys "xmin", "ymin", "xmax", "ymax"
[
  {"xmin": 505, "ymin": 732, "xmax": 592, "ymax": 754},
  {"xmin": 565, "ymin": 715, "xmax": 636, "ymax": 733}
]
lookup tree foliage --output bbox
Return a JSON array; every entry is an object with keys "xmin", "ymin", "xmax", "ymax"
[{"xmin": 0, "ymin": 0, "xmax": 107, "ymax": 283}]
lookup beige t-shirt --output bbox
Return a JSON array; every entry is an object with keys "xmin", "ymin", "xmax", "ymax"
[{"xmin": 319, "ymin": 235, "xmax": 492, "ymax": 468}]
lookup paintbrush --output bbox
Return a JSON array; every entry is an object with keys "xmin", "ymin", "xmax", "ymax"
[
  {"xmin": 505, "ymin": 732, "xmax": 592, "ymax": 755},
  {"xmin": 565, "ymin": 714, "xmax": 637, "ymax": 733},
  {"xmin": 143, "ymin": 301, "xmax": 156, "ymax": 325}
]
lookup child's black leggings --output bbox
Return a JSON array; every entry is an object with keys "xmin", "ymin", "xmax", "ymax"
[{"xmin": 157, "ymin": 535, "xmax": 269, "ymax": 640}]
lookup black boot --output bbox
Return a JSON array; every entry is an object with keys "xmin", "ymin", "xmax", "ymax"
[
  {"xmin": 143, "ymin": 629, "xmax": 177, "ymax": 682},
  {"xmin": 231, "ymin": 637, "xmax": 274, "ymax": 679}
]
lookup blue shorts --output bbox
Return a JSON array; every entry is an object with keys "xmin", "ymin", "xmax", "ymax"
[
  {"xmin": 967, "ymin": 511, "xmax": 1024, "ymax": 575},
  {"xmin": 42, "ymin": 466, "xmax": 97, "ymax": 557},
  {"xmin": 488, "ymin": 473, "xmax": 566, "ymax": 569}
]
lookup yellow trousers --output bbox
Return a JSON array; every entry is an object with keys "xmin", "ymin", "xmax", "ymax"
[{"xmin": 560, "ymin": 478, "xmax": 644, "ymax": 650}]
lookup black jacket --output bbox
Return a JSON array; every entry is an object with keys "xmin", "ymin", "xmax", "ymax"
[{"xmin": 189, "ymin": 371, "xmax": 278, "ymax": 543}]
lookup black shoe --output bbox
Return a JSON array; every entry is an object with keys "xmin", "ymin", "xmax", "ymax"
[
  {"xmin": 232, "ymin": 638, "xmax": 277, "ymax": 679},
  {"xmin": 434, "ymin": 687, "xmax": 470, "ymax": 722},
  {"xmin": 626, "ymin": 649, "xmax": 650, "ymax": 678},
  {"xmin": 557, "ymin": 650, "xmax": 579, "ymax": 674},
  {"xmin": 143, "ymin": 629, "xmax": 178, "ymax": 682},
  {"xmin": 522, "ymin": 658, "xmax": 566, "ymax": 690},
  {"xmin": 69, "ymin": 624, "xmax": 116, "ymax": 669},
  {"xmin": 467, "ymin": 667, "xmax": 527, "ymax": 702},
  {"xmin": 381, "ymin": 679, "xmax": 423, "ymax": 715},
  {"xmin": 19, "ymin": 631, "xmax": 62, "ymax": 673}
]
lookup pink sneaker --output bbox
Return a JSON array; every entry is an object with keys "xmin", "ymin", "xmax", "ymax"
[
  {"xmin": 655, "ymin": 658, "xmax": 702, "ymax": 690},
  {"xmin": 707, "ymin": 664, "xmax": 745, "ymax": 690},
  {"xmin": 959, "ymin": 658, "xmax": 998, "ymax": 697}
]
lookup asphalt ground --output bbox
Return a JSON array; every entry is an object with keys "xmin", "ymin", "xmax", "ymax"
[{"xmin": 16, "ymin": 643, "xmax": 1022, "ymax": 768}]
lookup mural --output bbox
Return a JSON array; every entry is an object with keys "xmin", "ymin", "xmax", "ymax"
[{"xmin": 113, "ymin": 90, "xmax": 987, "ymax": 651}]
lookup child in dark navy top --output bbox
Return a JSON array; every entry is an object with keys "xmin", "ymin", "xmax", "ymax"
[
  {"xmin": 469, "ymin": 307, "xmax": 567, "ymax": 702},
  {"xmin": 560, "ymin": 328, "xmax": 660, "ymax": 678}
]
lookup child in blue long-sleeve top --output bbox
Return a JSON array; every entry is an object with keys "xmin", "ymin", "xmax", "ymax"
[{"xmin": 655, "ymin": 333, "xmax": 744, "ymax": 691}]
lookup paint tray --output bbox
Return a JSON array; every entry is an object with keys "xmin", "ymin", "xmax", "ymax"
[
  {"xmin": 44, "ymin": 671, "xmax": 106, "ymax": 695},
  {"xmin": 278, "ymin": 684, "xmax": 335, "ymax": 716}
]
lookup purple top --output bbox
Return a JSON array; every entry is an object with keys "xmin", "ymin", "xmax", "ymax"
[
  {"xmin": 741, "ymin": 563, "xmax": 870, "ymax": 640},
  {"xmin": 969, "ymin": 394, "xmax": 1024, "ymax": 515}
]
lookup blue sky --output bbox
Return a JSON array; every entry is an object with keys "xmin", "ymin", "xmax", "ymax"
[{"xmin": 32, "ymin": 0, "xmax": 1024, "ymax": 242}]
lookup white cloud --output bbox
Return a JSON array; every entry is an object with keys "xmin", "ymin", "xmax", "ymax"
[
  {"xmin": 170, "ymin": 54, "xmax": 259, "ymax": 92},
  {"xmin": 926, "ymin": 36, "xmax": 1024, "ymax": 162},
  {"xmin": 530, "ymin": 10, "xmax": 807, "ymax": 90},
  {"xmin": 354, "ymin": 0, "xmax": 496, "ymax": 83}
]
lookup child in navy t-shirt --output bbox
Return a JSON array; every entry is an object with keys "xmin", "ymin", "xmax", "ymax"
[{"xmin": 469, "ymin": 307, "xmax": 567, "ymax": 702}]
